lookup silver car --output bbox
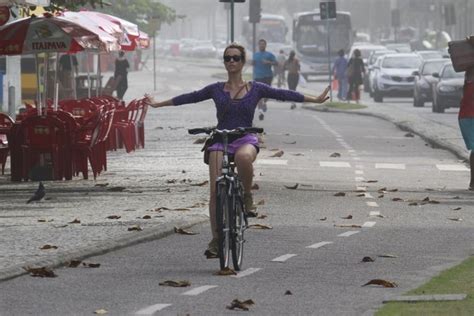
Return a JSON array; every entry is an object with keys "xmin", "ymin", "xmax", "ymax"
[{"xmin": 372, "ymin": 53, "xmax": 423, "ymax": 102}]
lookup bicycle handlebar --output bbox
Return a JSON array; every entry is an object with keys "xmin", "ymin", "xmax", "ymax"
[{"xmin": 188, "ymin": 127, "xmax": 264, "ymax": 135}]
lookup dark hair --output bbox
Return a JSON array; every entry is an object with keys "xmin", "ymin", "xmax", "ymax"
[
  {"xmin": 288, "ymin": 50, "xmax": 296, "ymax": 62},
  {"xmin": 223, "ymin": 43, "xmax": 246, "ymax": 63},
  {"xmin": 354, "ymin": 49, "xmax": 361, "ymax": 58},
  {"xmin": 338, "ymin": 49, "xmax": 345, "ymax": 57},
  {"xmin": 119, "ymin": 51, "xmax": 125, "ymax": 57},
  {"xmin": 258, "ymin": 39, "xmax": 267, "ymax": 44}
]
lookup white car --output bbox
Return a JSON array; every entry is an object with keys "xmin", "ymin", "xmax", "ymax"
[
  {"xmin": 348, "ymin": 44, "xmax": 387, "ymax": 66},
  {"xmin": 372, "ymin": 53, "xmax": 423, "ymax": 102}
]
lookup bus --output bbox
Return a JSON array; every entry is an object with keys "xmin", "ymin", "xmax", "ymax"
[
  {"xmin": 242, "ymin": 14, "xmax": 288, "ymax": 52},
  {"xmin": 292, "ymin": 10, "xmax": 353, "ymax": 78}
]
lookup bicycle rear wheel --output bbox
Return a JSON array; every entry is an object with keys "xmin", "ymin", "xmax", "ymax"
[
  {"xmin": 231, "ymin": 186, "xmax": 245, "ymax": 271},
  {"xmin": 216, "ymin": 181, "xmax": 231, "ymax": 270}
]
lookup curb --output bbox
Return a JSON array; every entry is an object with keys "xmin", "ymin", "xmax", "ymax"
[
  {"xmin": 302, "ymin": 105, "xmax": 469, "ymax": 162},
  {"xmin": 0, "ymin": 215, "xmax": 208, "ymax": 282}
]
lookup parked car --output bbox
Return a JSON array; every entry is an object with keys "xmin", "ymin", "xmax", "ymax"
[
  {"xmin": 385, "ymin": 43, "xmax": 412, "ymax": 53},
  {"xmin": 365, "ymin": 49, "xmax": 396, "ymax": 93},
  {"xmin": 415, "ymin": 50, "xmax": 445, "ymax": 60},
  {"xmin": 191, "ymin": 41, "xmax": 217, "ymax": 58},
  {"xmin": 372, "ymin": 53, "xmax": 422, "ymax": 102},
  {"xmin": 412, "ymin": 58, "xmax": 449, "ymax": 107},
  {"xmin": 431, "ymin": 63, "xmax": 464, "ymax": 113}
]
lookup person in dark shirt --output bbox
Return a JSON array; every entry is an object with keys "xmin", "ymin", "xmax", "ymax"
[
  {"xmin": 58, "ymin": 54, "xmax": 78, "ymax": 99},
  {"xmin": 114, "ymin": 51, "xmax": 130, "ymax": 100},
  {"xmin": 346, "ymin": 49, "xmax": 365, "ymax": 103}
]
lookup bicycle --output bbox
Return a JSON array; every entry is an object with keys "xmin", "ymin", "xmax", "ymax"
[{"xmin": 188, "ymin": 126, "xmax": 264, "ymax": 271}]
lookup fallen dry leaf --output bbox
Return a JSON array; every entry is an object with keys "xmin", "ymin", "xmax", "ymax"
[
  {"xmin": 330, "ymin": 152, "xmax": 341, "ymax": 158},
  {"xmin": 270, "ymin": 150, "xmax": 284, "ymax": 158},
  {"xmin": 159, "ymin": 280, "xmax": 191, "ymax": 287},
  {"xmin": 284, "ymin": 183, "xmax": 299, "ymax": 190},
  {"xmin": 166, "ymin": 179, "xmax": 177, "ymax": 184},
  {"xmin": 153, "ymin": 207, "xmax": 170, "ymax": 212},
  {"xmin": 40, "ymin": 244, "xmax": 58, "ymax": 250},
  {"xmin": 452, "ymin": 196, "xmax": 461, "ymax": 199},
  {"xmin": 356, "ymin": 193, "xmax": 366, "ymax": 197},
  {"xmin": 190, "ymin": 180, "xmax": 209, "ymax": 187},
  {"xmin": 94, "ymin": 309, "xmax": 108, "ymax": 315},
  {"xmin": 452, "ymin": 207, "xmax": 462, "ymax": 211},
  {"xmin": 391, "ymin": 198, "xmax": 403, "ymax": 202},
  {"xmin": 187, "ymin": 202, "xmax": 207, "ymax": 208},
  {"xmin": 387, "ymin": 188, "xmax": 399, "ymax": 192},
  {"xmin": 355, "ymin": 189, "xmax": 367, "ymax": 193},
  {"xmin": 193, "ymin": 137, "xmax": 207, "ymax": 144},
  {"xmin": 365, "ymin": 180, "xmax": 378, "ymax": 183},
  {"xmin": 362, "ymin": 256, "xmax": 375, "ymax": 262},
  {"xmin": 226, "ymin": 299, "xmax": 255, "ymax": 311},
  {"xmin": 378, "ymin": 194, "xmax": 384, "ymax": 198},
  {"xmin": 404, "ymin": 132, "xmax": 415, "ymax": 138},
  {"xmin": 283, "ymin": 141, "xmax": 297, "ymax": 144},
  {"xmin": 69, "ymin": 218, "xmax": 81, "ymax": 224},
  {"xmin": 291, "ymin": 153, "xmax": 304, "ymax": 156},
  {"xmin": 378, "ymin": 187, "xmax": 387, "ymax": 193},
  {"xmin": 37, "ymin": 218, "xmax": 54, "ymax": 223},
  {"xmin": 270, "ymin": 148, "xmax": 280, "ymax": 151},
  {"xmin": 408, "ymin": 202, "xmax": 418, "ymax": 206},
  {"xmin": 378, "ymin": 254, "xmax": 397, "ymax": 258},
  {"xmin": 215, "ymin": 267, "xmax": 237, "ymax": 276},
  {"xmin": 107, "ymin": 186, "xmax": 126, "ymax": 192},
  {"xmin": 94, "ymin": 183, "xmax": 109, "ymax": 187},
  {"xmin": 341, "ymin": 215, "xmax": 353, "ymax": 219},
  {"xmin": 142, "ymin": 215, "xmax": 152, "ymax": 219},
  {"xmin": 320, "ymin": 217, "xmax": 327, "ymax": 221},
  {"xmin": 248, "ymin": 224, "xmax": 273, "ymax": 229},
  {"xmin": 448, "ymin": 217, "xmax": 463, "ymax": 222},
  {"xmin": 362, "ymin": 279, "xmax": 398, "ymax": 288},
  {"xmin": 334, "ymin": 224, "xmax": 362, "ymax": 228},
  {"xmin": 284, "ymin": 290, "xmax": 293, "ymax": 295},
  {"xmin": 257, "ymin": 214, "xmax": 268, "ymax": 219},
  {"xmin": 24, "ymin": 266, "xmax": 57, "ymax": 278},
  {"xmin": 256, "ymin": 199, "xmax": 265, "ymax": 205},
  {"xmin": 128, "ymin": 225, "xmax": 143, "ymax": 231},
  {"xmin": 106, "ymin": 215, "xmax": 121, "ymax": 220},
  {"xmin": 334, "ymin": 192, "xmax": 346, "ymax": 197},
  {"xmin": 251, "ymin": 183, "xmax": 259, "ymax": 190},
  {"xmin": 171, "ymin": 208, "xmax": 191, "ymax": 211},
  {"xmin": 66, "ymin": 260, "xmax": 82, "ymax": 268},
  {"xmin": 83, "ymin": 262, "xmax": 101, "ymax": 268},
  {"xmin": 174, "ymin": 227, "xmax": 198, "ymax": 235}
]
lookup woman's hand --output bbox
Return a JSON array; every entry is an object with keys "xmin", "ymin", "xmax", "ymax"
[
  {"xmin": 315, "ymin": 85, "xmax": 331, "ymax": 103},
  {"xmin": 144, "ymin": 94, "xmax": 173, "ymax": 108}
]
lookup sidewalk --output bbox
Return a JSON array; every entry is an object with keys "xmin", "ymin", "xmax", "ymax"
[
  {"xmin": 0, "ymin": 67, "xmax": 217, "ymax": 281},
  {"xmin": 301, "ymin": 94, "xmax": 468, "ymax": 162}
]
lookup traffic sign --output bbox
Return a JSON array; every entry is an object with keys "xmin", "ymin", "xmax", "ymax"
[{"xmin": 320, "ymin": 1, "xmax": 336, "ymax": 20}]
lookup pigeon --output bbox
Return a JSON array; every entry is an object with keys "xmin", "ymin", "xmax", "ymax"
[{"xmin": 27, "ymin": 182, "xmax": 45, "ymax": 204}]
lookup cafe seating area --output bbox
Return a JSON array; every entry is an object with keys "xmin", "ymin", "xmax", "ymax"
[{"xmin": 0, "ymin": 96, "xmax": 148, "ymax": 182}]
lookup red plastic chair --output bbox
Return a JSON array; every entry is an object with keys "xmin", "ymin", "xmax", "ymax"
[
  {"xmin": 135, "ymin": 99, "xmax": 148, "ymax": 149},
  {"xmin": 92, "ymin": 109, "xmax": 115, "ymax": 176},
  {"xmin": 20, "ymin": 115, "xmax": 67, "ymax": 181},
  {"xmin": 113, "ymin": 99, "xmax": 139, "ymax": 153},
  {"xmin": 0, "ymin": 113, "xmax": 14, "ymax": 175}
]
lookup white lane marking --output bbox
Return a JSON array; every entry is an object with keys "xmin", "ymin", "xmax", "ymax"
[
  {"xmin": 355, "ymin": 170, "xmax": 364, "ymax": 175},
  {"xmin": 232, "ymin": 268, "xmax": 262, "ymax": 278},
  {"xmin": 362, "ymin": 221, "xmax": 377, "ymax": 228},
  {"xmin": 272, "ymin": 254, "xmax": 297, "ymax": 262},
  {"xmin": 353, "ymin": 157, "xmax": 361, "ymax": 160},
  {"xmin": 338, "ymin": 231, "xmax": 360, "ymax": 237},
  {"xmin": 365, "ymin": 193, "xmax": 374, "ymax": 199},
  {"xmin": 355, "ymin": 177, "xmax": 365, "ymax": 182},
  {"xmin": 257, "ymin": 159, "xmax": 288, "ymax": 165},
  {"xmin": 182, "ymin": 285, "xmax": 218, "ymax": 296},
  {"xmin": 356, "ymin": 186, "xmax": 367, "ymax": 191},
  {"xmin": 355, "ymin": 164, "xmax": 364, "ymax": 169},
  {"xmin": 375, "ymin": 163, "xmax": 406, "ymax": 170},
  {"xmin": 369, "ymin": 211, "xmax": 381, "ymax": 217},
  {"xmin": 135, "ymin": 304, "xmax": 172, "ymax": 315},
  {"xmin": 320, "ymin": 161, "xmax": 351, "ymax": 168},
  {"xmin": 436, "ymin": 164, "xmax": 469, "ymax": 171},
  {"xmin": 366, "ymin": 201, "xmax": 379, "ymax": 207},
  {"xmin": 306, "ymin": 241, "xmax": 333, "ymax": 249}
]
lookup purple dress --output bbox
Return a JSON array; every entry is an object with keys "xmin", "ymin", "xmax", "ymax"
[{"xmin": 172, "ymin": 81, "xmax": 305, "ymax": 153}]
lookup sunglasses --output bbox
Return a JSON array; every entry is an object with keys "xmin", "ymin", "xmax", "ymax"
[{"xmin": 224, "ymin": 55, "xmax": 242, "ymax": 62}]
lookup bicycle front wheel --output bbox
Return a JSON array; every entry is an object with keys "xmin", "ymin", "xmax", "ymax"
[
  {"xmin": 231, "ymin": 188, "xmax": 245, "ymax": 271},
  {"xmin": 216, "ymin": 182, "xmax": 231, "ymax": 270}
]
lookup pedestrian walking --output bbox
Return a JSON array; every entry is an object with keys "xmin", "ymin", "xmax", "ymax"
[
  {"xmin": 145, "ymin": 43, "xmax": 330, "ymax": 259},
  {"xmin": 284, "ymin": 50, "xmax": 301, "ymax": 109},
  {"xmin": 252, "ymin": 39, "xmax": 278, "ymax": 120},
  {"xmin": 58, "ymin": 54, "xmax": 78, "ymax": 100},
  {"xmin": 114, "ymin": 51, "xmax": 130, "ymax": 100},
  {"xmin": 276, "ymin": 49, "xmax": 286, "ymax": 88},
  {"xmin": 332, "ymin": 49, "xmax": 348, "ymax": 101},
  {"xmin": 458, "ymin": 61, "xmax": 474, "ymax": 190},
  {"xmin": 346, "ymin": 49, "xmax": 365, "ymax": 103}
]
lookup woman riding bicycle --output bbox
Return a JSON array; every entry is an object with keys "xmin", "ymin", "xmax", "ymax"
[{"xmin": 146, "ymin": 43, "xmax": 330, "ymax": 258}]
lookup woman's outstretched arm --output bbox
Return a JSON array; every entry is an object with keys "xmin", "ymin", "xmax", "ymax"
[
  {"xmin": 303, "ymin": 86, "xmax": 331, "ymax": 103},
  {"xmin": 145, "ymin": 83, "xmax": 215, "ymax": 108},
  {"xmin": 145, "ymin": 95, "xmax": 174, "ymax": 108},
  {"xmin": 259, "ymin": 83, "xmax": 330, "ymax": 104}
]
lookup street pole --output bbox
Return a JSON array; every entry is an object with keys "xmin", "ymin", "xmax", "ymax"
[
  {"xmin": 326, "ymin": 6, "xmax": 332, "ymax": 102},
  {"xmin": 252, "ymin": 22, "xmax": 257, "ymax": 54},
  {"xmin": 153, "ymin": 29, "xmax": 156, "ymax": 91},
  {"xmin": 230, "ymin": 0, "xmax": 235, "ymax": 42}
]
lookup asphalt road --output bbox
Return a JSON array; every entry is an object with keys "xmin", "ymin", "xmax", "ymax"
[{"xmin": 1, "ymin": 58, "xmax": 473, "ymax": 315}]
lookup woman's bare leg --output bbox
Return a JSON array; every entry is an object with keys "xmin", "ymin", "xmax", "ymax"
[
  {"xmin": 234, "ymin": 144, "xmax": 258, "ymax": 193},
  {"xmin": 208, "ymin": 151, "xmax": 223, "ymax": 239}
]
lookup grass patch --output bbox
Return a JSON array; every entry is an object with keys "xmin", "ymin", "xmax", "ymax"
[
  {"xmin": 324, "ymin": 101, "xmax": 367, "ymax": 110},
  {"xmin": 377, "ymin": 256, "xmax": 474, "ymax": 316}
]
